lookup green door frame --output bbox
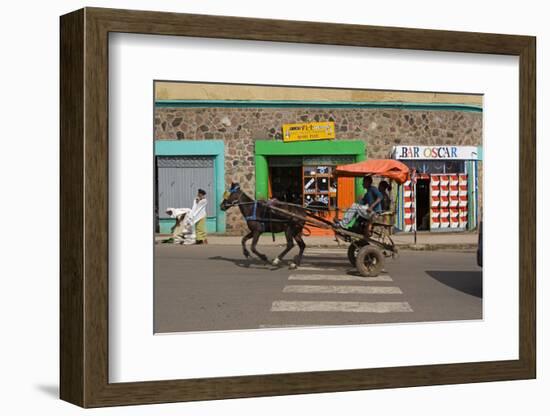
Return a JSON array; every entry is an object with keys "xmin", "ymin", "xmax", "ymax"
[{"xmin": 254, "ymin": 140, "xmax": 366, "ymax": 200}]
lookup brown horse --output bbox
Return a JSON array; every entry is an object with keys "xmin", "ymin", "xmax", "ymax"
[{"xmin": 220, "ymin": 183, "xmax": 306, "ymax": 269}]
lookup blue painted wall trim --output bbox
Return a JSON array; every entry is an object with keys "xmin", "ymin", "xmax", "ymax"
[
  {"xmin": 155, "ymin": 140, "xmax": 225, "ymax": 233},
  {"xmin": 159, "ymin": 218, "xmax": 218, "ymax": 234},
  {"xmin": 156, "ymin": 99, "xmax": 482, "ymax": 113},
  {"xmin": 477, "ymin": 145, "xmax": 484, "ymax": 160},
  {"xmin": 467, "ymin": 160, "xmax": 478, "ymax": 231}
]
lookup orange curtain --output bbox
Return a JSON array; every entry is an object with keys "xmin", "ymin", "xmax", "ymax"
[
  {"xmin": 308, "ymin": 176, "xmax": 355, "ymax": 236},
  {"xmin": 337, "ymin": 177, "xmax": 355, "ymax": 218}
]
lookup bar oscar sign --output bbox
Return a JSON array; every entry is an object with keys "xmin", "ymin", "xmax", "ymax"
[
  {"xmin": 392, "ymin": 145, "xmax": 482, "ymax": 160},
  {"xmin": 282, "ymin": 121, "xmax": 336, "ymax": 142}
]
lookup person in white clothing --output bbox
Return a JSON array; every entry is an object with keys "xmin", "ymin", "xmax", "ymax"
[
  {"xmin": 189, "ymin": 189, "xmax": 208, "ymax": 244},
  {"xmin": 165, "ymin": 207, "xmax": 195, "ymax": 245}
]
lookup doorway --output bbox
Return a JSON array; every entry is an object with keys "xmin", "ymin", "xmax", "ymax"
[
  {"xmin": 269, "ymin": 166, "xmax": 302, "ymax": 205},
  {"xmin": 416, "ymin": 178, "xmax": 431, "ymax": 231},
  {"xmin": 155, "ymin": 156, "xmax": 215, "ymax": 233}
]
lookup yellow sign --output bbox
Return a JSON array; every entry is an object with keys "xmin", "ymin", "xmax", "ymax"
[{"xmin": 282, "ymin": 121, "xmax": 335, "ymax": 142}]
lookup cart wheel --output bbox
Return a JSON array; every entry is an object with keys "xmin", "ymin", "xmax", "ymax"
[
  {"xmin": 347, "ymin": 241, "xmax": 366, "ymax": 266},
  {"xmin": 356, "ymin": 246, "xmax": 384, "ymax": 277}
]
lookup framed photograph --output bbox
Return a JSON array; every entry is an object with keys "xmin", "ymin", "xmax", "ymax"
[{"xmin": 60, "ymin": 7, "xmax": 536, "ymax": 408}]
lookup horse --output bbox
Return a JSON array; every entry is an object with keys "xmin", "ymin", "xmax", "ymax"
[{"xmin": 220, "ymin": 183, "xmax": 306, "ymax": 269}]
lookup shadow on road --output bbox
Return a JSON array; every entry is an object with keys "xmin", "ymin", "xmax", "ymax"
[
  {"xmin": 208, "ymin": 255, "xmax": 280, "ymax": 270},
  {"xmin": 208, "ymin": 255, "xmax": 353, "ymax": 272},
  {"xmin": 426, "ymin": 270, "xmax": 482, "ymax": 298}
]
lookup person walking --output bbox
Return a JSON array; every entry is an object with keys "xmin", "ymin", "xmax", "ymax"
[
  {"xmin": 165, "ymin": 207, "xmax": 195, "ymax": 245},
  {"xmin": 189, "ymin": 189, "xmax": 208, "ymax": 244}
]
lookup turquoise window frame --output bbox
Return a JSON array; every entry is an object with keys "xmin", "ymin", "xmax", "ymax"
[{"xmin": 155, "ymin": 140, "xmax": 225, "ymax": 233}]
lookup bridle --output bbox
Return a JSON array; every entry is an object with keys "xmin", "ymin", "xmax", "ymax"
[{"xmin": 223, "ymin": 188, "xmax": 245, "ymax": 208}]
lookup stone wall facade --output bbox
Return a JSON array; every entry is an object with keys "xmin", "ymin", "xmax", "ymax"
[{"xmin": 155, "ymin": 106, "xmax": 482, "ymax": 233}]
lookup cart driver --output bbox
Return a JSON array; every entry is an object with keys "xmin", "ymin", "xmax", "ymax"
[
  {"xmin": 360, "ymin": 176, "xmax": 383, "ymax": 213},
  {"xmin": 337, "ymin": 175, "xmax": 382, "ymax": 230}
]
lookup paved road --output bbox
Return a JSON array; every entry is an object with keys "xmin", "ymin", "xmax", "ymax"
[{"xmin": 154, "ymin": 244, "xmax": 482, "ymax": 333}]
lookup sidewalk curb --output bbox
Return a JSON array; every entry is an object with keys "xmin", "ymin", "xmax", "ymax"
[
  {"xmin": 156, "ymin": 239, "xmax": 477, "ymax": 251},
  {"xmin": 398, "ymin": 243, "xmax": 477, "ymax": 251}
]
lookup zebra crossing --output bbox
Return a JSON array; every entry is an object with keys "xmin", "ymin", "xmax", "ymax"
[
  {"xmin": 261, "ymin": 248, "xmax": 413, "ymax": 327},
  {"xmin": 282, "ymin": 285, "xmax": 402, "ymax": 295},
  {"xmin": 271, "ymin": 300, "xmax": 413, "ymax": 313},
  {"xmin": 288, "ymin": 273, "xmax": 393, "ymax": 282}
]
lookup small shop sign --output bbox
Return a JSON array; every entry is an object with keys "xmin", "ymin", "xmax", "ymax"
[
  {"xmin": 282, "ymin": 121, "xmax": 336, "ymax": 142},
  {"xmin": 392, "ymin": 145, "xmax": 481, "ymax": 160}
]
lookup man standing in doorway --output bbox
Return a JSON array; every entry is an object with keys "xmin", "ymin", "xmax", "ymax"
[
  {"xmin": 190, "ymin": 189, "xmax": 208, "ymax": 244},
  {"xmin": 358, "ymin": 176, "xmax": 383, "ymax": 236},
  {"xmin": 377, "ymin": 180, "xmax": 392, "ymax": 212}
]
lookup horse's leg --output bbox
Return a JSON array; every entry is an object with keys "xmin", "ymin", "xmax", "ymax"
[
  {"xmin": 272, "ymin": 227, "xmax": 295, "ymax": 266},
  {"xmin": 250, "ymin": 230, "xmax": 269, "ymax": 263},
  {"xmin": 291, "ymin": 228, "xmax": 306, "ymax": 269},
  {"xmin": 241, "ymin": 230, "xmax": 253, "ymax": 258}
]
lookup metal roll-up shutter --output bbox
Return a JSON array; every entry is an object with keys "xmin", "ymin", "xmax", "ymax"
[{"xmin": 157, "ymin": 156, "xmax": 215, "ymax": 218}]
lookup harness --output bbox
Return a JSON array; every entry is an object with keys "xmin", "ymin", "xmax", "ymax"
[
  {"xmin": 247, "ymin": 200, "xmax": 270, "ymax": 233},
  {"xmin": 226, "ymin": 187, "xmax": 290, "ymax": 236},
  {"xmin": 245, "ymin": 200, "xmax": 259, "ymax": 221}
]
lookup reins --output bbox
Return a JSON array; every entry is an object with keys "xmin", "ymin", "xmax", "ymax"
[
  {"xmin": 225, "ymin": 190, "xmax": 330, "ymax": 241},
  {"xmin": 229, "ymin": 199, "xmax": 329, "ymax": 213}
]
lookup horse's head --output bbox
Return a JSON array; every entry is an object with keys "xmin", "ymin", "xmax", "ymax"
[{"xmin": 220, "ymin": 182, "xmax": 242, "ymax": 211}]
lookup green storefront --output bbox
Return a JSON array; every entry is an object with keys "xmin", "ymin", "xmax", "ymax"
[{"xmin": 254, "ymin": 140, "xmax": 366, "ymax": 235}]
